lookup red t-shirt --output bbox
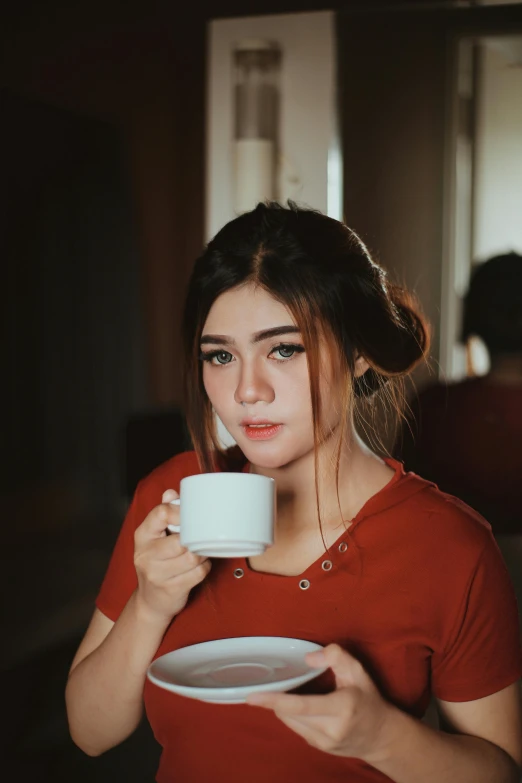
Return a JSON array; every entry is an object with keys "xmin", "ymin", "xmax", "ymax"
[{"xmin": 96, "ymin": 450, "xmax": 522, "ymax": 783}]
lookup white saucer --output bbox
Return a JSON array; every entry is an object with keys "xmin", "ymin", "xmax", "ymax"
[{"xmin": 147, "ymin": 636, "xmax": 327, "ymax": 704}]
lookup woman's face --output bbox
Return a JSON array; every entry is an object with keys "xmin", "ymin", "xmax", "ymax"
[{"xmin": 200, "ymin": 284, "xmax": 345, "ymax": 470}]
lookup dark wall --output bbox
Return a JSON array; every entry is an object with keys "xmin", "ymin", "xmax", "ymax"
[
  {"xmin": 339, "ymin": 10, "xmax": 448, "ymax": 367},
  {"xmin": 1, "ymin": 4, "xmax": 206, "ymax": 406},
  {"xmin": 2, "ymin": 91, "xmax": 147, "ymax": 523}
]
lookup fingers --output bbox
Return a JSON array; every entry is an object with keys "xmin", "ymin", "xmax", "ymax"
[
  {"xmin": 137, "ymin": 537, "xmax": 208, "ymax": 571},
  {"xmin": 169, "ymin": 557, "xmax": 212, "ymax": 588},
  {"xmin": 276, "ymin": 715, "xmax": 323, "ymax": 749},
  {"xmin": 305, "ymin": 649, "xmax": 328, "ymax": 668},
  {"xmin": 135, "ymin": 491, "xmax": 180, "ymax": 541},
  {"xmin": 162, "ymin": 489, "xmax": 179, "ymax": 504},
  {"xmin": 146, "ymin": 532, "xmax": 186, "ymax": 560},
  {"xmin": 138, "ymin": 551, "xmax": 210, "ymax": 584},
  {"xmin": 247, "ymin": 691, "xmax": 336, "ymax": 717}
]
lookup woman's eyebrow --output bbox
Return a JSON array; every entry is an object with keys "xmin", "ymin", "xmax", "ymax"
[{"xmin": 200, "ymin": 325, "xmax": 301, "ymax": 347}]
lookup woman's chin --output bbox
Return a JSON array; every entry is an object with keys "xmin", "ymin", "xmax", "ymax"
[{"xmin": 238, "ymin": 439, "xmax": 304, "ymax": 471}]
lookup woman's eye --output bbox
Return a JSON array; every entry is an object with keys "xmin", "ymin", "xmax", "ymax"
[
  {"xmin": 271, "ymin": 344, "xmax": 305, "ymax": 360},
  {"xmin": 200, "ymin": 350, "xmax": 233, "ymax": 365},
  {"xmin": 213, "ymin": 351, "xmax": 233, "ymax": 365}
]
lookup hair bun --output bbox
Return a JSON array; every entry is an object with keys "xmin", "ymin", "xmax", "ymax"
[
  {"xmin": 388, "ymin": 288, "xmax": 430, "ymax": 370},
  {"xmin": 353, "ymin": 285, "xmax": 430, "ymax": 398}
]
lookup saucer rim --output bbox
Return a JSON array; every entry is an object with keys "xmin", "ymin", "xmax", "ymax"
[{"xmin": 146, "ymin": 636, "xmax": 327, "ymax": 698}]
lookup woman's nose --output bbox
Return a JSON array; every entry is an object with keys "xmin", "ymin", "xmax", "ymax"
[{"xmin": 234, "ymin": 361, "xmax": 275, "ymax": 407}]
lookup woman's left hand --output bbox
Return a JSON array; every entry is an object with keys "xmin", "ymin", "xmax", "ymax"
[{"xmin": 246, "ymin": 644, "xmax": 398, "ymax": 763}]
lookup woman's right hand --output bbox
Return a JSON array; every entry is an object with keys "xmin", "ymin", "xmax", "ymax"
[{"xmin": 133, "ymin": 488, "xmax": 212, "ymax": 624}]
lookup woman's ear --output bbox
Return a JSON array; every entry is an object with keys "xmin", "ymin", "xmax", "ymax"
[{"xmin": 354, "ymin": 354, "xmax": 370, "ymax": 378}]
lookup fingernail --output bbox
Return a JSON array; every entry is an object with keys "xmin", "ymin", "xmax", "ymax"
[
  {"xmin": 246, "ymin": 694, "xmax": 268, "ymax": 706},
  {"xmin": 306, "ymin": 650, "xmax": 326, "ymax": 667},
  {"xmin": 162, "ymin": 489, "xmax": 177, "ymax": 503}
]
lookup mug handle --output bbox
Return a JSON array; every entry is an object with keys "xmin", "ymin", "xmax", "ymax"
[{"xmin": 167, "ymin": 498, "xmax": 180, "ymax": 534}]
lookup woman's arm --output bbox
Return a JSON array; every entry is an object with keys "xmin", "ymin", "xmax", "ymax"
[
  {"xmin": 65, "ymin": 598, "xmax": 169, "ymax": 756},
  {"xmin": 248, "ymin": 645, "xmax": 521, "ymax": 783},
  {"xmin": 66, "ymin": 489, "xmax": 211, "ymax": 757},
  {"xmin": 367, "ymin": 682, "xmax": 522, "ymax": 783}
]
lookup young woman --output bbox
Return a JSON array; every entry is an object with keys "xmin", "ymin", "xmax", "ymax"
[{"xmin": 66, "ymin": 203, "xmax": 522, "ymax": 783}]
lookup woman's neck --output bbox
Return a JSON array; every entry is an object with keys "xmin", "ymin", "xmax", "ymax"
[{"xmin": 250, "ymin": 428, "xmax": 395, "ymax": 536}]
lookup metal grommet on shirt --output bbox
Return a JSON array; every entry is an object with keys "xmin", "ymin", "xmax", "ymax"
[
  {"xmin": 233, "ymin": 568, "xmax": 244, "ymax": 579},
  {"xmin": 321, "ymin": 560, "xmax": 333, "ymax": 571},
  {"xmin": 338, "ymin": 542, "xmax": 348, "ymax": 553},
  {"xmin": 299, "ymin": 579, "xmax": 311, "ymax": 590}
]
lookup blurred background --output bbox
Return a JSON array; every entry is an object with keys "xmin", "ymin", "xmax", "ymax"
[{"xmin": 1, "ymin": 0, "xmax": 521, "ymax": 780}]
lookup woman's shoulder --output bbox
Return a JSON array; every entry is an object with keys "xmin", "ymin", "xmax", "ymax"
[
  {"xmin": 407, "ymin": 477, "xmax": 494, "ymax": 552},
  {"xmin": 378, "ymin": 477, "xmax": 499, "ymax": 590},
  {"xmin": 387, "ymin": 461, "xmax": 491, "ymax": 534}
]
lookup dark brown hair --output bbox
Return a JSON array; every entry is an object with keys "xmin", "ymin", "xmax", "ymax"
[{"xmin": 182, "ymin": 202, "xmax": 429, "ymax": 475}]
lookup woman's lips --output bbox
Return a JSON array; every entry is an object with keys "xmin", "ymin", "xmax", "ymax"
[{"xmin": 242, "ymin": 423, "xmax": 283, "ymax": 440}]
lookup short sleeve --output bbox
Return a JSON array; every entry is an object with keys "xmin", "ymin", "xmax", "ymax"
[
  {"xmin": 95, "ymin": 452, "xmax": 195, "ymax": 621},
  {"xmin": 95, "ymin": 481, "xmax": 151, "ymax": 621},
  {"xmin": 432, "ymin": 535, "xmax": 522, "ymax": 701}
]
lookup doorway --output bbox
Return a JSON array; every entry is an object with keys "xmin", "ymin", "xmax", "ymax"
[{"xmin": 441, "ymin": 31, "xmax": 522, "ymax": 380}]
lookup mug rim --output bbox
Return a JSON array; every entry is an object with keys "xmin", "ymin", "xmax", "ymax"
[{"xmin": 180, "ymin": 472, "xmax": 275, "ymax": 486}]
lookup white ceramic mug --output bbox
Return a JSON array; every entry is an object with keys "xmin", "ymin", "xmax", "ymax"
[{"xmin": 167, "ymin": 472, "xmax": 275, "ymax": 558}]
